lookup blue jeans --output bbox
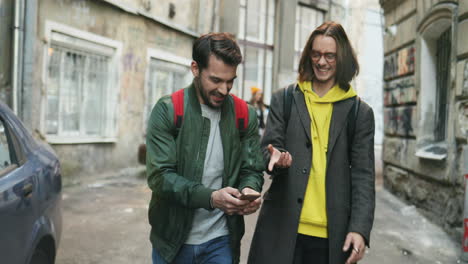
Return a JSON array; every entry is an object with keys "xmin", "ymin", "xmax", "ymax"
[{"xmin": 152, "ymin": 235, "xmax": 232, "ymax": 264}]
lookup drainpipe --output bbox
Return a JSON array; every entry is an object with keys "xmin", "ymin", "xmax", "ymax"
[
  {"xmin": 211, "ymin": 0, "xmax": 220, "ymax": 32},
  {"xmin": 21, "ymin": 0, "xmax": 38, "ymax": 127},
  {"xmin": 12, "ymin": 0, "xmax": 24, "ymax": 115}
]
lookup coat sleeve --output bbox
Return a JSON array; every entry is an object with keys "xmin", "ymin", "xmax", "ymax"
[
  {"xmin": 146, "ymin": 97, "xmax": 213, "ymax": 210},
  {"xmin": 237, "ymin": 105, "xmax": 265, "ymax": 192},
  {"xmin": 260, "ymin": 88, "xmax": 289, "ymax": 175},
  {"xmin": 348, "ymin": 102, "xmax": 376, "ymax": 246}
]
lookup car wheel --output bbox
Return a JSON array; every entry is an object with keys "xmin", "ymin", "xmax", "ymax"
[{"xmin": 30, "ymin": 248, "xmax": 53, "ymax": 264}]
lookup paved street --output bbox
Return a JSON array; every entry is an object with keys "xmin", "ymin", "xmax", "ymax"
[
  {"xmin": 56, "ymin": 168, "xmax": 152, "ymax": 264},
  {"xmin": 56, "ymin": 156, "xmax": 462, "ymax": 264}
]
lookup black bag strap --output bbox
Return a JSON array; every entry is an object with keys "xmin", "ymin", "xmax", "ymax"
[
  {"xmin": 347, "ymin": 96, "xmax": 360, "ymax": 158},
  {"xmin": 283, "ymin": 83, "xmax": 295, "ymax": 130}
]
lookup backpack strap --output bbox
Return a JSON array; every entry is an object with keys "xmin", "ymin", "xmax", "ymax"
[
  {"xmin": 231, "ymin": 94, "xmax": 249, "ymax": 131},
  {"xmin": 171, "ymin": 89, "xmax": 249, "ymax": 133},
  {"xmin": 171, "ymin": 89, "xmax": 185, "ymax": 129},
  {"xmin": 347, "ymin": 96, "xmax": 360, "ymax": 157},
  {"xmin": 283, "ymin": 83, "xmax": 295, "ymax": 130}
]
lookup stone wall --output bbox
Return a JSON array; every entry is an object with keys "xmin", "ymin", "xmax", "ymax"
[{"xmin": 381, "ymin": 0, "xmax": 468, "ymax": 242}]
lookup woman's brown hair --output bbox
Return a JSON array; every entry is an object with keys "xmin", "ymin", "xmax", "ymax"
[{"xmin": 298, "ymin": 21, "xmax": 359, "ymax": 91}]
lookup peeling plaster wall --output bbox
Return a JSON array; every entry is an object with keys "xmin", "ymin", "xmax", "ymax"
[
  {"xmin": 381, "ymin": 0, "xmax": 468, "ymax": 241},
  {"xmin": 34, "ymin": 0, "xmax": 206, "ymax": 180}
]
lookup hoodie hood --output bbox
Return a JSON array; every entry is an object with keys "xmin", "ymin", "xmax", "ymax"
[{"xmin": 298, "ymin": 81, "xmax": 357, "ymax": 103}]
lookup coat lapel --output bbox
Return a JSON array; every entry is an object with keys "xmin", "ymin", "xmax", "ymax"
[
  {"xmin": 327, "ymin": 98, "xmax": 354, "ymax": 163},
  {"xmin": 292, "ymin": 86, "xmax": 311, "ymax": 141}
]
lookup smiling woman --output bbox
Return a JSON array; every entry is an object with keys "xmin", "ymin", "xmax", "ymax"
[
  {"xmin": 298, "ymin": 22, "xmax": 359, "ymax": 92},
  {"xmin": 248, "ymin": 21, "xmax": 374, "ymax": 264},
  {"xmin": 310, "ymin": 35, "xmax": 338, "ymax": 94}
]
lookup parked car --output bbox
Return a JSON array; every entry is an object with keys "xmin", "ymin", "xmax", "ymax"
[{"xmin": 0, "ymin": 102, "xmax": 62, "ymax": 264}]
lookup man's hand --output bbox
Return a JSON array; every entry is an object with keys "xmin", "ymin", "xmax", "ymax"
[
  {"xmin": 211, "ymin": 187, "xmax": 249, "ymax": 215},
  {"xmin": 343, "ymin": 232, "xmax": 366, "ymax": 264},
  {"xmin": 267, "ymin": 144, "xmax": 292, "ymax": 171},
  {"xmin": 238, "ymin": 188, "xmax": 262, "ymax": 215}
]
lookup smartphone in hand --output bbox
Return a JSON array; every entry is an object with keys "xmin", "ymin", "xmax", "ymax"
[{"xmin": 238, "ymin": 193, "xmax": 261, "ymax": 201}]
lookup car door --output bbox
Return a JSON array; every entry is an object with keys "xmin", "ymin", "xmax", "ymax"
[{"xmin": 0, "ymin": 114, "xmax": 35, "ymax": 264}]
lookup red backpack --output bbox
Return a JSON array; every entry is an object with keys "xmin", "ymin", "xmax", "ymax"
[{"xmin": 171, "ymin": 89, "xmax": 249, "ymax": 132}]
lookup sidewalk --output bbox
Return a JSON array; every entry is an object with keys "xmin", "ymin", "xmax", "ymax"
[
  {"xmin": 361, "ymin": 185, "xmax": 460, "ymax": 264},
  {"xmin": 56, "ymin": 159, "xmax": 463, "ymax": 263},
  {"xmin": 241, "ymin": 145, "xmax": 462, "ymax": 263},
  {"xmin": 241, "ymin": 181, "xmax": 461, "ymax": 264}
]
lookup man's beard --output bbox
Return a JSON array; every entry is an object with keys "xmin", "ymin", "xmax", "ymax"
[{"xmin": 194, "ymin": 77, "xmax": 223, "ymax": 109}]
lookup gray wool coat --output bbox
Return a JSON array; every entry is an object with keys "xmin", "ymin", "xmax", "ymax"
[{"xmin": 248, "ymin": 84, "xmax": 375, "ymax": 264}]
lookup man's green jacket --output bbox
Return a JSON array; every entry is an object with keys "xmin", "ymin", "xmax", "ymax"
[{"xmin": 146, "ymin": 83, "xmax": 265, "ymax": 263}]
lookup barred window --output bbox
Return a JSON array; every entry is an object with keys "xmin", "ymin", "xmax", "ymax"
[
  {"xmin": 415, "ymin": 15, "xmax": 453, "ymax": 160},
  {"xmin": 145, "ymin": 59, "xmax": 191, "ymax": 124},
  {"xmin": 44, "ymin": 28, "xmax": 120, "ymax": 143},
  {"xmin": 434, "ymin": 27, "xmax": 451, "ymax": 141}
]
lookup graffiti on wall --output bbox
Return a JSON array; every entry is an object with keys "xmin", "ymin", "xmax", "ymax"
[
  {"xmin": 384, "ymin": 45, "xmax": 415, "ymax": 80},
  {"xmin": 384, "ymin": 106, "xmax": 417, "ymax": 137},
  {"xmin": 464, "ymin": 60, "xmax": 468, "ymax": 92},
  {"xmin": 122, "ymin": 50, "xmax": 141, "ymax": 73},
  {"xmin": 384, "ymin": 76, "xmax": 417, "ymax": 106}
]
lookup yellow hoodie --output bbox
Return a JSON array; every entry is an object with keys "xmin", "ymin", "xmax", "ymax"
[{"xmin": 297, "ymin": 81, "xmax": 356, "ymax": 238}]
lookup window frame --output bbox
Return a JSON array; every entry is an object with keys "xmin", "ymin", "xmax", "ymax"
[
  {"xmin": 143, "ymin": 49, "xmax": 192, "ymax": 131},
  {"xmin": 41, "ymin": 21, "xmax": 122, "ymax": 144},
  {"xmin": 414, "ymin": 5, "xmax": 456, "ymax": 161},
  {"xmin": 0, "ymin": 116, "xmax": 23, "ymax": 177},
  {"xmin": 434, "ymin": 27, "xmax": 451, "ymax": 142},
  {"xmin": 293, "ymin": 4, "xmax": 325, "ymax": 72},
  {"xmin": 238, "ymin": 0, "xmax": 275, "ymax": 102}
]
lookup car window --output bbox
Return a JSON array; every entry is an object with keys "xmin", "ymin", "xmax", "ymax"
[{"xmin": 0, "ymin": 121, "xmax": 12, "ymax": 170}]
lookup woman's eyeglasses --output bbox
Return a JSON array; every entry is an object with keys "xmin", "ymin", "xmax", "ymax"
[{"xmin": 311, "ymin": 51, "xmax": 337, "ymax": 62}]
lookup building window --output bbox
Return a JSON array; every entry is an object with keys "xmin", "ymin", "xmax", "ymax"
[
  {"xmin": 145, "ymin": 59, "xmax": 191, "ymax": 124},
  {"xmin": 294, "ymin": 5, "xmax": 325, "ymax": 72},
  {"xmin": 47, "ymin": 46, "xmax": 109, "ymax": 137},
  {"xmin": 237, "ymin": 0, "xmax": 275, "ymax": 101},
  {"xmin": 44, "ymin": 22, "xmax": 121, "ymax": 143},
  {"xmin": 144, "ymin": 49, "xmax": 192, "ymax": 128},
  {"xmin": 415, "ymin": 11, "xmax": 454, "ymax": 160},
  {"xmin": 434, "ymin": 28, "xmax": 451, "ymax": 141}
]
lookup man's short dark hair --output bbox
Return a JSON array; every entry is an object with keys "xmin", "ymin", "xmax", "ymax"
[
  {"xmin": 192, "ymin": 32, "xmax": 242, "ymax": 70},
  {"xmin": 298, "ymin": 21, "xmax": 359, "ymax": 91}
]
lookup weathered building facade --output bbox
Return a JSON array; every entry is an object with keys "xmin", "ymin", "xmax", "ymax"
[
  {"xmin": 0, "ymin": 0, "xmax": 223, "ymax": 179},
  {"xmin": 380, "ymin": 0, "xmax": 468, "ymax": 240},
  {"xmin": 0, "ymin": 0, "xmax": 330, "ymax": 180},
  {"xmin": 0, "ymin": 0, "xmax": 384, "ymax": 185}
]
